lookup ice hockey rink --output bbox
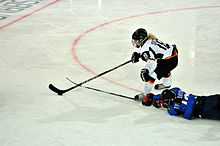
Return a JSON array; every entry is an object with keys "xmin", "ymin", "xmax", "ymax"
[{"xmin": 1, "ymin": 0, "xmax": 220, "ymax": 145}]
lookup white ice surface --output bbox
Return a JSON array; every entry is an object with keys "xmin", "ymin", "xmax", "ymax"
[{"xmin": 0, "ymin": 0, "xmax": 220, "ymax": 145}]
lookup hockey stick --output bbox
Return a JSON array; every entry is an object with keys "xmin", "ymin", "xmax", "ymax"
[
  {"xmin": 66, "ymin": 77, "xmax": 136, "ymax": 100},
  {"xmin": 49, "ymin": 60, "xmax": 132, "ymax": 95}
]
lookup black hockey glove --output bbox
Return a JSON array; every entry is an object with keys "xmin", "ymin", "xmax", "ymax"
[
  {"xmin": 152, "ymin": 100, "xmax": 163, "ymax": 108},
  {"xmin": 131, "ymin": 52, "xmax": 140, "ymax": 63},
  {"xmin": 142, "ymin": 93, "xmax": 154, "ymax": 106}
]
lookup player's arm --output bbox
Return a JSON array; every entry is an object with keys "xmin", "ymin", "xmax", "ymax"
[
  {"xmin": 142, "ymin": 93, "xmax": 164, "ymax": 108},
  {"xmin": 167, "ymin": 105, "xmax": 178, "ymax": 116}
]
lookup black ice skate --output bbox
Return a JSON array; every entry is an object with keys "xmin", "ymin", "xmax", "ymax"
[
  {"xmin": 134, "ymin": 92, "xmax": 145, "ymax": 101},
  {"xmin": 154, "ymin": 84, "xmax": 171, "ymax": 90}
]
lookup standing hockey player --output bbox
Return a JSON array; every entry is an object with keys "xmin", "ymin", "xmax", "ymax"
[
  {"xmin": 131, "ymin": 28, "xmax": 178, "ymax": 100},
  {"xmin": 142, "ymin": 87, "xmax": 220, "ymax": 120}
]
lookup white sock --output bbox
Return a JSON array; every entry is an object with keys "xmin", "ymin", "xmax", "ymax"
[
  {"xmin": 143, "ymin": 82, "xmax": 154, "ymax": 96},
  {"xmin": 163, "ymin": 74, "xmax": 172, "ymax": 87}
]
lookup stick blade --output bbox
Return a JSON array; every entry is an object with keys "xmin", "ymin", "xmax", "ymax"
[{"xmin": 48, "ymin": 84, "xmax": 64, "ymax": 95}]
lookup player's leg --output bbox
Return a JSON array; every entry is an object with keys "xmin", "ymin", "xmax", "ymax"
[
  {"xmin": 134, "ymin": 70, "xmax": 156, "ymax": 100},
  {"xmin": 203, "ymin": 94, "xmax": 220, "ymax": 120},
  {"xmin": 155, "ymin": 73, "xmax": 172, "ymax": 90},
  {"xmin": 154, "ymin": 55, "xmax": 178, "ymax": 90}
]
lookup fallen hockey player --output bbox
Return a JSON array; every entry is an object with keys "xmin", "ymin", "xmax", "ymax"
[{"xmin": 142, "ymin": 87, "xmax": 220, "ymax": 120}]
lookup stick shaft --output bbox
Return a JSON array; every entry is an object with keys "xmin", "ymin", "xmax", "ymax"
[
  {"xmin": 49, "ymin": 60, "xmax": 132, "ymax": 95},
  {"xmin": 66, "ymin": 77, "xmax": 135, "ymax": 100}
]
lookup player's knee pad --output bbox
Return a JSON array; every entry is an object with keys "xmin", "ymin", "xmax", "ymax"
[{"xmin": 140, "ymin": 68, "xmax": 155, "ymax": 82}]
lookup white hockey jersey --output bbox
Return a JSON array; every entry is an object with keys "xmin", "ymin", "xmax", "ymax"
[{"xmin": 138, "ymin": 36, "xmax": 177, "ymax": 74}]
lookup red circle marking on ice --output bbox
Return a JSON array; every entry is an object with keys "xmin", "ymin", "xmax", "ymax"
[{"xmin": 72, "ymin": 5, "xmax": 220, "ymax": 92}]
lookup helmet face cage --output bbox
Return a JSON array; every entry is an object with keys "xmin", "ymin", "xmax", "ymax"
[{"xmin": 132, "ymin": 39, "xmax": 141, "ymax": 48}]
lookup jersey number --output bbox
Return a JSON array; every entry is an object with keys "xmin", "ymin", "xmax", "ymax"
[{"xmin": 152, "ymin": 39, "xmax": 170, "ymax": 50}]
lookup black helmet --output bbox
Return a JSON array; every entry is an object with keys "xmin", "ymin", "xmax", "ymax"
[
  {"xmin": 132, "ymin": 28, "xmax": 148, "ymax": 48},
  {"xmin": 160, "ymin": 89, "xmax": 176, "ymax": 105}
]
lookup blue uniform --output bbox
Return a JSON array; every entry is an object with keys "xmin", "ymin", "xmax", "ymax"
[{"xmin": 153, "ymin": 87, "xmax": 220, "ymax": 120}]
